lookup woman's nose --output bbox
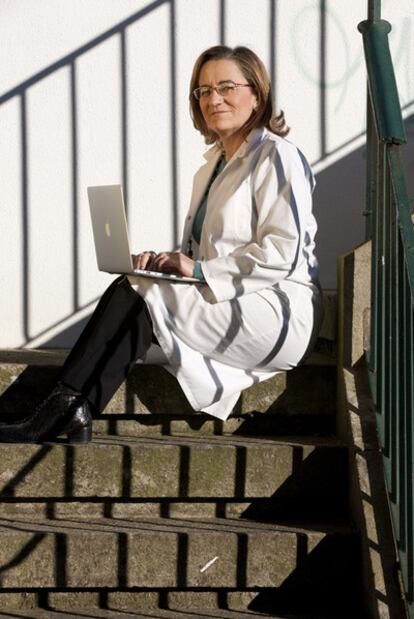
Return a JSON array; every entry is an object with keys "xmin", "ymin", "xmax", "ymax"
[{"xmin": 208, "ymin": 88, "xmax": 224, "ymax": 104}]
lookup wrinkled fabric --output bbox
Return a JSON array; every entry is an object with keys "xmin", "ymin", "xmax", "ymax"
[{"xmin": 128, "ymin": 128, "xmax": 323, "ymax": 420}]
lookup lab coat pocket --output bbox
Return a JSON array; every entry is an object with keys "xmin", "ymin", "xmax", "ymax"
[{"xmin": 227, "ymin": 178, "xmax": 254, "ymax": 243}]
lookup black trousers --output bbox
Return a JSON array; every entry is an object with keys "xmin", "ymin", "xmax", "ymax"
[{"xmin": 59, "ymin": 276, "xmax": 154, "ymax": 413}]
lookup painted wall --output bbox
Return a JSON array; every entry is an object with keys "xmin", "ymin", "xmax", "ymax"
[{"xmin": 1, "ymin": 0, "xmax": 413, "ymax": 348}]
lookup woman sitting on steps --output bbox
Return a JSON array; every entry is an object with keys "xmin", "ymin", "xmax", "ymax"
[{"xmin": 0, "ymin": 45, "xmax": 323, "ymax": 443}]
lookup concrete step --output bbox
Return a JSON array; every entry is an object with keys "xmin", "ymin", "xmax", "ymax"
[
  {"xmin": 0, "ymin": 605, "xmax": 363, "ymax": 619},
  {"xmin": 0, "ymin": 611, "xmax": 279, "ymax": 619},
  {"xmin": 92, "ymin": 412, "xmax": 335, "ymax": 439},
  {"xmin": 0, "ymin": 500, "xmax": 350, "ymax": 526},
  {"xmin": 0, "ymin": 586, "xmax": 365, "ymax": 618},
  {"xmin": 0, "ymin": 435, "xmax": 347, "ymax": 507},
  {"xmin": 0, "ymin": 361, "xmax": 337, "ymax": 436},
  {"xmin": 0, "ymin": 515, "xmax": 362, "ymax": 617},
  {"xmin": 0, "ymin": 514, "xmax": 357, "ymax": 590},
  {"xmin": 0, "ymin": 608, "xmax": 364, "ymax": 619}
]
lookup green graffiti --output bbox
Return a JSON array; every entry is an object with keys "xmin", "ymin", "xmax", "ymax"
[{"xmin": 291, "ymin": 1, "xmax": 413, "ymax": 113}]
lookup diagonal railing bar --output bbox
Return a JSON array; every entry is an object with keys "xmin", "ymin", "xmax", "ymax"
[
  {"xmin": 0, "ymin": 0, "xmax": 168, "ymax": 106},
  {"xmin": 311, "ymin": 99, "xmax": 413, "ymax": 169},
  {"xmin": 402, "ymin": 100, "xmax": 414, "ymax": 112},
  {"xmin": 22, "ymin": 296, "xmax": 100, "ymax": 349},
  {"xmin": 0, "ymin": 533, "xmax": 46, "ymax": 581},
  {"xmin": 359, "ymin": 7, "xmax": 414, "ymax": 615},
  {"xmin": 0, "ymin": 446, "xmax": 54, "ymax": 497}
]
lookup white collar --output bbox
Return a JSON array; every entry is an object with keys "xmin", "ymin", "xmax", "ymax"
[{"xmin": 202, "ymin": 127, "xmax": 266, "ymax": 162}]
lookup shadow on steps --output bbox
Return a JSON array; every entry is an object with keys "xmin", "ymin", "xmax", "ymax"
[
  {"xmin": 246, "ymin": 532, "xmax": 364, "ymax": 617},
  {"xmin": 0, "ymin": 363, "xmax": 336, "ymax": 437}
]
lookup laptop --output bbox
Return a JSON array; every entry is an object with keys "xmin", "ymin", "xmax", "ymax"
[{"xmin": 87, "ymin": 184, "xmax": 199, "ymax": 283}]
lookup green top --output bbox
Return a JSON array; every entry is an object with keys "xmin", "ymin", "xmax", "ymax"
[{"xmin": 192, "ymin": 156, "xmax": 227, "ymax": 244}]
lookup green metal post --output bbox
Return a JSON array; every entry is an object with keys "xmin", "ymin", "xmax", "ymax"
[{"xmin": 358, "ymin": 20, "xmax": 406, "ymax": 144}]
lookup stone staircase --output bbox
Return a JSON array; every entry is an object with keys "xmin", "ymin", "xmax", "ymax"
[{"xmin": 0, "ymin": 344, "xmax": 365, "ymax": 618}]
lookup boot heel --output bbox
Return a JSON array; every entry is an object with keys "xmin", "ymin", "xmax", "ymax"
[{"xmin": 68, "ymin": 425, "xmax": 92, "ymax": 444}]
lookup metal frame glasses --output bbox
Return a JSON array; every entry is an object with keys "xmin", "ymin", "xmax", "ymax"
[{"xmin": 192, "ymin": 80, "xmax": 252, "ymax": 101}]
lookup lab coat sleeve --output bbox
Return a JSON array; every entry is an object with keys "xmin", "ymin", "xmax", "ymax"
[{"xmin": 201, "ymin": 145, "xmax": 315, "ymax": 302}]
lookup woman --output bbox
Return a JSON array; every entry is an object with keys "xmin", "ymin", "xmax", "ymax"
[{"xmin": 0, "ymin": 45, "xmax": 322, "ymax": 443}]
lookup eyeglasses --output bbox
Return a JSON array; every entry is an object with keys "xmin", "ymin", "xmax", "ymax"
[{"xmin": 192, "ymin": 80, "xmax": 252, "ymax": 100}]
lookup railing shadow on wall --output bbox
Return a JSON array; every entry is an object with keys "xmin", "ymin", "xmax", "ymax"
[
  {"xmin": 1, "ymin": 0, "xmax": 177, "ymax": 348},
  {"xmin": 2, "ymin": 0, "xmax": 229, "ymax": 349},
  {"xmin": 0, "ymin": 0, "xmax": 412, "ymax": 348}
]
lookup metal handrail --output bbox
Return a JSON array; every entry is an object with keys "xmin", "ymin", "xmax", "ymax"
[
  {"xmin": 359, "ymin": 10, "xmax": 414, "ymax": 616},
  {"xmin": 358, "ymin": 19, "xmax": 406, "ymax": 144}
]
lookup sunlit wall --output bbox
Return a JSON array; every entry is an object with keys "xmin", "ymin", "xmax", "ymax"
[{"xmin": 1, "ymin": 0, "xmax": 413, "ymax": 347}]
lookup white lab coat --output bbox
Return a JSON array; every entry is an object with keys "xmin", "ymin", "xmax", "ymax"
[{"xmin": 129, "ymin": 127, "xmax": 323, "ymax": 420}]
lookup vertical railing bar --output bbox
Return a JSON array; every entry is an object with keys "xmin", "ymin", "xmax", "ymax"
[
  {"xmin": 369, "ymin": 101, "xmax": 379, "ymax": 377},
  {"xmin": 70, "ymin": 60, "xmax": 79, "ymax": 312},
  {"xmin": 380, "ymin": 146, "xmax": 392, "ymax": 495},
  {"xmin": 387, "ymin": 155, "xmax": 395, "ymax": 501},
  {"xmin": 319, "ymin": 0, "xmax": 327, "ymax": 159},
  {"xmin": 375, "ymin": 140, "xmax": 382, "ymax": 383},
  {"xmin": 368, "ymin": 0, "xmax": 381, "ymax": 21},
  {"xmin": 390, "ymin": 224, "xmax": 407, "ymax": 579},
  {"xmin": 399, "ymin": 262, "xmax": 410, "ymax": 592},
  {"xmin": 372, "ymin": 132, "xmax": 382, "ymax": 436},
  {"xmin": 378, "ymin": 144, "xmax": 388, "ymax": 461},
  {"xmin": 395, "ymin": 200, "xmax": 406, "ymax": 552},
  {"xmin": 409, "ymin": 293, "xmax": 414, "ymax": 602},
  {"xmin": 381, "ymin": 144, "xmax": 387, "ymax": 426},
  {"xmin": 120, "ymin": 29, "xmax": 129, "ymax": 217},
  {"xmin": 269, "ymin": 0, "xmax": 277, "ymax": 98},
  {"xmin": 220, "ymin": 0, "xmax": 226, "ymax": 46},
  {"xmin": 391, "ymin": 147, "xmax": 414, "ymax": 298},
  {"xmin": 365, "ymin": 91, "xmax": 375, "ymax": 242},
  {"xmin": 390, "ymin": 147, "xmax": 414, "ymax": 608},
  {"xmin": 169, "ymin": 0, "xmax": 178, "ymax": 247},
  {"xmin": 387, "ymin": 159, "xmax": 399, "ymax": 514},
  {"xmin": 20, "ymin": 91, "xmax": 30, "ymax": 342}
]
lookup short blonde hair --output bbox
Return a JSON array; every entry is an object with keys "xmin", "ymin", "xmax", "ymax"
[{"xmin": 189, "ymin": 45, "xmax": 289, "ymax": 145}]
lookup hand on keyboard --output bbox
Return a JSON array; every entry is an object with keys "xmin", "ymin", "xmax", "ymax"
[{"xmin": 132, "ymin": 251, "xmax": 195, "ymax": 278}]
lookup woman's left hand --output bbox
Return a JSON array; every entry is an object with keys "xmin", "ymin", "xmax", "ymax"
[{"xmin": 152, "ymin": 252, "xmax": 195, "ymax": 277}]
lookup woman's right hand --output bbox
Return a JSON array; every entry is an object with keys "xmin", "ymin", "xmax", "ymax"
[{"xmin": 132, "ymin": 251, "xmax": 157, "ymax": 271}]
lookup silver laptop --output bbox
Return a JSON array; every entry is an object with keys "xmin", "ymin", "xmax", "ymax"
[{"xmin": 87, "ymin": 184, "xmax": 199, "ymax": 283}]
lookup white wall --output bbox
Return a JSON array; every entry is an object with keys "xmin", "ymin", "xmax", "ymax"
[{"xmin": 1, "ymin": 0, "xmax": 413, "ymax": 347}]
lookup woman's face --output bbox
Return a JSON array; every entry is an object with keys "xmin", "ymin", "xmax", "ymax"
[{"xmin": 198, "ymin": 59, "xmax": 258, "ymax": 144}]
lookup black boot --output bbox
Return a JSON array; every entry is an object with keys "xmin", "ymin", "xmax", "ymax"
[{"xmin": 0, "ymin": 383, "xmax": 92, "ymax": 444}]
